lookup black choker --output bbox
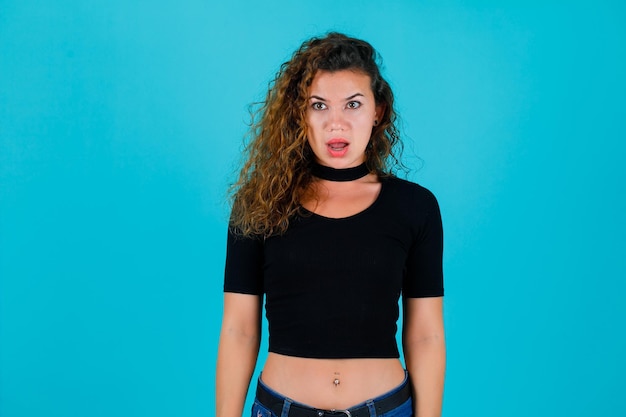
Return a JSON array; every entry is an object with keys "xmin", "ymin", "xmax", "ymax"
[{"xmin": 310, "ymin": 162, "xmax": 370, "ymax": 182}]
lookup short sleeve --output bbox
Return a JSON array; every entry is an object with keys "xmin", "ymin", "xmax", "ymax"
[
  {"xmin": 223, "ymin": 226, "xmax": 264, "ymax": 295},
  {"xmin": 402, "ymin": 189, "xmax": 444, "ymax": 298}
]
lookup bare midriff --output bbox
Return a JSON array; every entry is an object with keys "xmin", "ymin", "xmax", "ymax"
[{"xmin": 261, "ymin": 352, "xmax": 406, "ymax": 410}]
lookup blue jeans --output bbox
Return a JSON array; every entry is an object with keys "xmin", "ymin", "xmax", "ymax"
[{"xmin": 251, "ymin": 372, "xmax": 413, "ymax": 417}]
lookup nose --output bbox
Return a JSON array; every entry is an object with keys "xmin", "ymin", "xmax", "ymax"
[{"xmin": 327, "ymin": 108, "xmax": 346, "ymax": 131}]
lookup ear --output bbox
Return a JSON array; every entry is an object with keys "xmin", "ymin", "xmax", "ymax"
[{"xmin": 374, "ymin": 104, "xmax": 386, "ymax": 125}]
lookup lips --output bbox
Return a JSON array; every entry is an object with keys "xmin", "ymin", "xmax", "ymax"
[
  {"xmin": 326, "ymin": 138, "xmax": 349, "ymax": 157},
  {"xmin": 326, "ymin": 138, "xmax": 350, "ymax": 158},
  {"xmin": 328, "ymin": 139, "xmax": 349, "ymax": 149}
]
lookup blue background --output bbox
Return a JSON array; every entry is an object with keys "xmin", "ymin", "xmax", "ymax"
[{"xmin": 1, "ymin": 1, "xmax": 625, "ymax": 416}]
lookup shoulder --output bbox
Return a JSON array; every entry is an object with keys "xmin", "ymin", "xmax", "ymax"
[
  {"xmin": 381, "ymin": 175, "xmax": 440, "ymax": 214},
  {"xmin": 380, "ymin": 177, "xmax": 443, "ymax": 256}
]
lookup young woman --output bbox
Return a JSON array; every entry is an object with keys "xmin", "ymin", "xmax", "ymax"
[{"xmin": 217, "ymin": 33, "xmax": 445, "ymax": 417}]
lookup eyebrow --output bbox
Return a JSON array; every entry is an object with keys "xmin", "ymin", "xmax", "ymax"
[{"xmin": 309, "ymin": 93, "xmax": 365, "ymax": 101}]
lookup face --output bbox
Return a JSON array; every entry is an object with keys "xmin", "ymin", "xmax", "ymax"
[{"xmin": 305, "ymin": 70, "xmax": 382, "ymax": 169}]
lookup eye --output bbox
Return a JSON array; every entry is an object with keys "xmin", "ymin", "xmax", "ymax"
[
  {"xmin": 311, "ymin": 102, "xmax": 327, "ymax": 110},
  {"xmin": 346, "ymin": 101, "xmax": 362, "ymax": 109}
]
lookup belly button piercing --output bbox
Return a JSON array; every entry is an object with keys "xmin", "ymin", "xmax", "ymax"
[{"xmin": 333, "ymin": 378, "xmax": 340, "ymax": 387}]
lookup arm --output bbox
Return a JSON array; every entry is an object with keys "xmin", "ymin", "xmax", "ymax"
[
  {"xmin": 216, "ymin": 292, "xmax": 262, "ymax": 417},
  {"xmin": 403, "ymin": 296, "xmax": 445, "ymax": 417}
]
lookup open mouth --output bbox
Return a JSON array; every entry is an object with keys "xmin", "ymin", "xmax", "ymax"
[
  {"xmin": 326, "ymin": 139, "xmax": 349, "ymax": 157},
  {"xmin": 328, "ymin": 142, "xmax": 348, "ymax": 151}
]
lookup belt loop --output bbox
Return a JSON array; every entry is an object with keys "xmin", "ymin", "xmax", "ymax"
[
  {"xmin": 280, "ymin": 398, "xmax": 292, "ymax": 417},
  {"xmin": 366, "ymin": 399, "xmax": 377, "ymax": 417}
]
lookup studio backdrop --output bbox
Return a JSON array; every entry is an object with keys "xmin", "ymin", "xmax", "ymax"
[{"xmin": 1, "ymin": 1, "xmax": 625, "ymax": 416}]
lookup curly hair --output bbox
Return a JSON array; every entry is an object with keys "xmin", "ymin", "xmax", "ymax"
[{"xmin": 229, "ymin": 32, "xmax": 404, "ymax": 237}]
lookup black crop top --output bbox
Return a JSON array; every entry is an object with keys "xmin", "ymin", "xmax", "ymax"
[{"xmin": 223, "ymin": 176, "xmax": 443, "ymax": 359}]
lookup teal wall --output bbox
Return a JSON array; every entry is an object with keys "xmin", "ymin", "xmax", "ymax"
[{"xmin": 1, "ymin": 1, "xmax": 625, "ymax": 416}]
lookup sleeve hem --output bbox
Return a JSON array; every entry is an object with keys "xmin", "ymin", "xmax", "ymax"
[
  {"xmin": 403, "ymin": 290, "xmax": 444, "ymax": 298},
  {"xmin": 223, "ymin": 287, "xmax": 263, "ymax": 295}
]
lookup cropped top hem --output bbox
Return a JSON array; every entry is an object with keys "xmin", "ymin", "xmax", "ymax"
[{"xmin": 268, "ymin": 347, "xmax": 401, "ymax": 360}]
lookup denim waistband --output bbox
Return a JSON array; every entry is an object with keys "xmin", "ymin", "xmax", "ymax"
[{"xmin": 255, "ymin": 371, "xmax": 411, "ymax": 417}]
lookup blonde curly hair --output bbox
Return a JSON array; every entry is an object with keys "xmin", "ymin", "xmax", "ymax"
[{"xmin": 230, "ymin": 32, "xmax": 404, "ymax": 237}]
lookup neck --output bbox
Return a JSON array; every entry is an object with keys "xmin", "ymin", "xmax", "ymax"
[{"xmin": 310, "ymin": 161, "xmax": 370, "ymax": 182}]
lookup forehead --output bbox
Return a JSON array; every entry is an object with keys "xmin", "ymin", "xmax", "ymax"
[{"xmin": 309, "ymin": 70, "xmax": 373, "ymax": 97}]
